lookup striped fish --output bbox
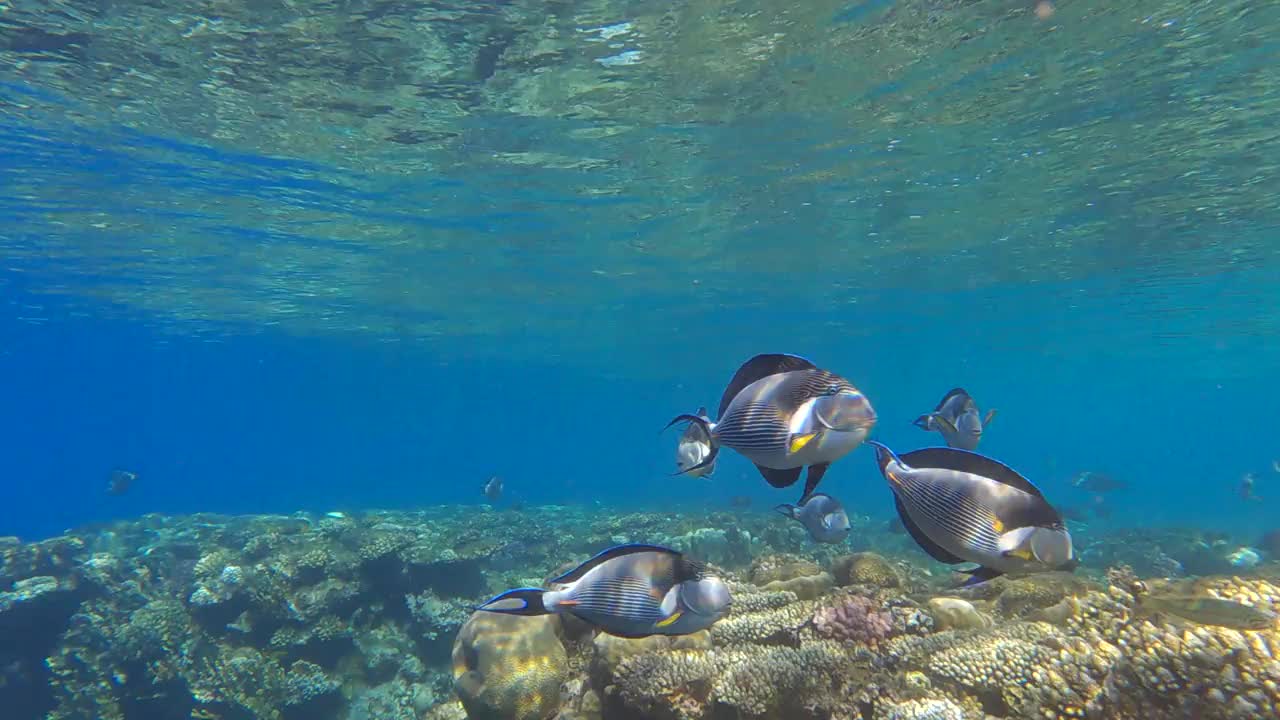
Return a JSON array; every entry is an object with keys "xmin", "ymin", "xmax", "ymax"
[
  {"xmin": 675, "ymin": 406, "xmax": 716, "ymax": 478},
  {"xmin": 913, "ymin": 388, "xmax": 997, "ymax": 451},
  {"xmin": 666, "ymin": 353, "xmax": 877, "ymax": 502},
  {"xmin": 475, "ymin": 544, "xmax": 732, "ymax": 638},
  {"xmin": 775, "ymin": 492, "xmax": 851, "ymax": 544},
  {"xmin": 868, "ymin": 441, "xmax": 1075, "ymax": 586}
]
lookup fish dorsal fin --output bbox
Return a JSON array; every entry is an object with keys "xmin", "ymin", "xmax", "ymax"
[
  {"xmin": 893, "ymin": 494, "xmax": 965, "ymax": 564},
  {"xmin": 755, "ymin": 464, "xmax": 803, "ymax": 489},
  {"xmin": 717, "ymin": 353, "xmax": 818, "ymax": 418},
  {"xmin": 935, "ymin": 388, "xmax": 970, "ymax": 411},
  {"xmin": 548, "ymin": 543, "xmax": 681, "ymax": 585},
  {"xmin": 900, "ymin": 447, "xmax": 1045, "ymax": 499}
]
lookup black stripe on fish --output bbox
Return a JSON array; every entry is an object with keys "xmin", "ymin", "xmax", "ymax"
[
  {"xmin": 571, "ymin": 576, "xmax": 664, "ymax": 621},
  {"xmin": 676, "ymin": 556, "xmax": 707, "ymax": 582},
  {"xmin": 893, "ymin": 494, "xmax": 964, "ymax": 564},
  {"xmin": 717, "ymin": 353, "xmax": 818, "ymax": 418},
  {"xmin": 780, "ymin": 370, "xmax": 859, "ymax": 411},
  {"xmin": 715, "ymin": 402, "xmax": 789, "ymax": 453},
  {"xmin": 548, "ymin": 544, "xmax": 684, "ymax": 586},
  {"xmin": 900, "ymin": 447, "xmax": 1061, "ymax": 528},
  {"xmin": 895, "ymin": 470, "xmax": 1002, "ymax": 558}
]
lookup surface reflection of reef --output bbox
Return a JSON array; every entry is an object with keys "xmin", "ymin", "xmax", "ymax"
[{"xmin": 0, "ymin": 507, "xmax": 1277, "ymax": 719}]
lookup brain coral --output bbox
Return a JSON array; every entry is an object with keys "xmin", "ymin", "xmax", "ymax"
[{"xmin": 452, "ymin": 611, "xmax": 568, "ymax": 720}]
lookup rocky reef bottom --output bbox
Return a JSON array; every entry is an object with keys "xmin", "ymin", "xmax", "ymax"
[{"xmin": 1, "ymin": 506, "xmax": 1277, "ymax": 720}]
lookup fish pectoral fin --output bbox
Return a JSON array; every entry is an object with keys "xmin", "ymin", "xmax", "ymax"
[
  {"xmin": 654, "ymin": 610, "xmax": 683, "ymax": 628},
  {"xmin": 789, "ymin": 432, "xmax": 818, "ymax": 454},
  {"xmin": 958, "ymin": 567, "xmax": 1004, "ymax": 587},
  {"xmin": 983, "ymin": 409, "xmax": 998, "ymax": 427}
]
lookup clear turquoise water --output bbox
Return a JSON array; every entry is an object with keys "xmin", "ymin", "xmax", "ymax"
[{"xmin": 1, "ymin": 0, "xmax": 1277, "ymax": 540}]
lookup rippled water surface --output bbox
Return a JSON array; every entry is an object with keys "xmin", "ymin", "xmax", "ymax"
[{"xmin": 2, "ymin": 0, "xmax": 1276, "ymax": 377}]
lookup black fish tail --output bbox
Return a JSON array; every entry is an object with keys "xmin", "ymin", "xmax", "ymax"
[
  {"xmin": 800, "ymin": 463, "xmax": 830, "ymax": 503},
  {"xmin": 773, "ymin": 503, "xmax": 797, "ymax": 520},
  {"xmin": 664, "ymin": 414, "xmax": 719, "ymax": 476},
  {"xmin": 866, "ymin": 440, "xmax": 898, "ymax": 474},
  {"xmin": 475, "ymin": 588, "xmax": 548, "ymax": 616}
]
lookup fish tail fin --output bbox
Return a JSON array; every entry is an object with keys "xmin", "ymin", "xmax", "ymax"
[
  {"xmin": 475, "ymin": 588, "xmax": 549, "ymax": 616},
  {"xmin": 664, "ymin": 414, "xmax": 719, "ymax": 476},
  {"xmin": 866, "ymin": 440, "xmax": 899, "ymax": 474},
  {"xmin": 912, "ymin": 413, "xmax": 934, "ymax": 430},
  {"xmin": 773, "ymin": 503, "xmax": 797, "ymax": 520}
]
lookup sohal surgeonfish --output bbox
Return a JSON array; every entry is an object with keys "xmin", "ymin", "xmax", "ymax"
[
  {"xmin": 475, "ymin": 544, "xmax": 731, "ymax": 638},
  {"xmin": 107, "ymin": 469, "xmax": 137, "ymax": 496},
  {"xmin": 775, "ymin": 492, "xmax": 851, "ymax": 544},
  {"xmin": 868, "ymin": 441, "xmax": 1075, "ymax": 586},
  {"xmin": 674, "ymin": 406, "xmax": 716, "ymax": 478},
  {"xmin": 666, "ymin": 353, "xmax": 877, "ymax": 502},
  {"xmin": 482, "ymin": 476, "xmax": 504, "ymax": 502},
  {"xmin": 913, "ymin": 388, "xmax": 996, "ymax": 451}
]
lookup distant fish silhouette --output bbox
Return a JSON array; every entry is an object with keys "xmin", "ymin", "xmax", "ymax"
[
  {"xmin": 107, "ymin": 469, "xmax": 137, "ymax": 496},
  {"xmin": 482, "ymin": 476, "xmax": 504, "ymax": 502}
]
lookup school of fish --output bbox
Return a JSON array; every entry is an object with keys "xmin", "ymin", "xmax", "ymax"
[{"xmin": 477, "ymin": 351, "xmax": 1262, "ymax": 638}]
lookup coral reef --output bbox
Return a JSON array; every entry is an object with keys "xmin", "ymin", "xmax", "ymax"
[{"xmin": 2, "ymin": 508, "xmax": 1278, "ymax": 720}]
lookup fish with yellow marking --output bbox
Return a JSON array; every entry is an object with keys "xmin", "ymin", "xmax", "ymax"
[
  {"xmin": 666, "ymin": 353, "xmax": 877, "ymax": 502},
  {"xmin": 1139, "ymin": 594, "xmax": 1277, "ymax": 631},
  {"xmin": 476, "ymin": 544, "xmax": 731, "ymax": 638},
  {"xmin": 913, "ymin": 388, "xmax": 996, "ymax": 451},
  {"xmin": 869, "ymin": 441, "xmax": 1075, "ymax": 586}
]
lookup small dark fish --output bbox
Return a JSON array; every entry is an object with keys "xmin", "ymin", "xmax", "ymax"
[
  {"xmin": 477, "ymin": 544, "xmax": 731, "ymax": 638},
  {"xmin": 869, "ymin": 441, "xmax": 1076, "ymax": 586},
  {"xmin": 1071, "ymin": 471, "xmax": 1127, "ymax": 493},
  {"xmin": 1141, "ymin": 594, "xmax": 1277, "ymax": 631},
  {"xmin": 666, "ymin": 353, "xmax": 877, "ymax": 502},
  {"xmin": 674, "ymin": 406, "xmax": 716, "ymax": 478},
  {"xmin": 1240, "ymin": 473, "xmax": 1261, "ymax": 502},
  {"xmin": 729, "ymin": 495, "xmax": 753, "ymax": 509},
  {"xmin": 913, "ymin": 388, "xmax": 996, "ymax": 451},
  {"xmin": 482, "ymin": 476, "xmax": 504, "ymax": 502},
  {"xmin": 775, "ymin": 492, "xmax": 851, "ymax": 544},
  {"xmin": 107, "ymin": 470, "xmax": 137, "ymax": 496}
]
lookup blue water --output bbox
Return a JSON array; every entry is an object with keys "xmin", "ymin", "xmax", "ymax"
[{"xmin": 2, "ymin": 0, "xmax": 1278, "ymax": 545}]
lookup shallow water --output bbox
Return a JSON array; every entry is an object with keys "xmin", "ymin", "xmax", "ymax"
[{"xmin": 1, "ymin": 1, "xmax": 1279, "ymax": 719}]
